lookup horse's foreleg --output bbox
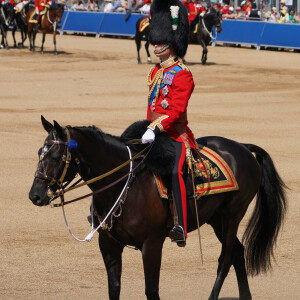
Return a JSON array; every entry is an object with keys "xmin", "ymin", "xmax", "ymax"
[
  {"xmin": 145, "ymin": 39, "xmax": 151, "ymax": 64},
  {"xmin": 135, "ymin": 34, "xmax": 142, "ymax": 64},
  {"xmin": 98, "ymin": 231, "xmax": 124, "ymax": 300},
  {"xmin": 12, "ymin": 27, "xmax": 17, "ymax": 48},
  {"xmin": 32, "ymin": 29, "xmax": 37, "ymax": 52},
  {"xmin": 142, "ymin": 236, "xmax": 164, "ymax": 300},
  {"xmin": 200, "ymin": 39, "xmax": 207, "ymax": 65},
  {"xmin": 41, "ymin": 31, "xmax": 46, "ymax": 54},
  {"xmin": 53, "ymin": 31, "xmax": 57, "ymax": 55}
]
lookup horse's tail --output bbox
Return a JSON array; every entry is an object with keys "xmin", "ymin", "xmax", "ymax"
[{"xmin": 241, "ymin": 143, "xmax": 287, "ymax": 276}]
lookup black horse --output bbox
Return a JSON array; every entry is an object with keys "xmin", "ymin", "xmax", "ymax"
[
  {"xmin": 135, "ymin": 16, "xmax": 151, "ymax": 64},
  {"xmin": 189, "ymin": 9, "xmax": 222, "ymax": 64},
  {"xmin": 11, "ymin": 3, "xmax": 29, "ymax": 48},
  {"xmin": 0, "ymin": 3, "xmax": 13, "ymax": 49},
  {"xmin": 29, "ymin": 116, "xmax": 287, "ymax": 300}
]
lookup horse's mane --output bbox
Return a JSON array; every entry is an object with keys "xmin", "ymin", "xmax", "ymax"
[
  {"xmin": 72, "ymin": 125, "xmax": 126, "ymax": 151},
  {"xmin": 73, "ymin": 121, "xmax": 175, "ymax": 177}
]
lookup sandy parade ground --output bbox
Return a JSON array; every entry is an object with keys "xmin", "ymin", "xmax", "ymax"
[{"xmin": 0, "ymin": 32, "xmax": 300, "ymax": 299}]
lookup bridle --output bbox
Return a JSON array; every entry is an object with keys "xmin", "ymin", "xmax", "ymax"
[
  {"xmin": 46, "ymin": 5, "xmax": 63, "ymax": 30},
  {"xmin": 34, "ymin": 127, "xmax": 77, "ymax": 199},
  {"xmin": 201, "ymin": 13, "xmax": 221, "ymax": 41}
]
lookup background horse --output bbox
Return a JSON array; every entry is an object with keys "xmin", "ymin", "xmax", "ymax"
[
  {"xmin": 0, "ymin": 3, "xmax": 13, "ymax": 49},
  {"xmin": 189, "ymin": 9, "xmax": 222, "ymax": 64},
  {"xmin": 26, "ymin": 3, "xmax": 64, "ymax": 54},
  {"xmin": 29, "ymin": 116, "xmax": 286, "ymax": 300},
  {"xmin": 11, "ymin": 3, "xmax": 29, "ymax": 48},
  {"xmin": 135, "ymin": 16, "xmax": 151, "ymax": 64}
]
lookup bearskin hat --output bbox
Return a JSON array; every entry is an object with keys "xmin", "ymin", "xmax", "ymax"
[{"xmin": 149, "ymin": 0, "xmax": 189, "ymax": 58}]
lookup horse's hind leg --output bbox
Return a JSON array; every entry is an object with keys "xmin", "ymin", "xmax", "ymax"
[
  {"xmin": 12, "ymin": 27, "xmax": 17, "ymax": 48},
  {"xmin": 41, "ymin": 32, "xmax": 46, "ymax": 54},
  {"xmin": 98, "ymin": 232, "xmax": 124, "ymax": 300},
  {"xmin": 135, "ymin": 34, "xmax": 142, "ymax": 64},
  {"xmin": 145, "ymin": 39, "xmax": 151, "ymax": 64},
  {"xmin": 232, "ymin": 238, "xmax": 252, "ymax": 300},
  {"xmin": 142, "ymin": 236, "xmax": 164, "ymax": 300},
  {"xmin": 208, "ymin": 214, "xmax": 240, "ymax": 300}
]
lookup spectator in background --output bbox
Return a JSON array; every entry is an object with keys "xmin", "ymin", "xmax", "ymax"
[
  {"xmin": 234, "ymin": 6, "xmax": 245, "ymax": 19},
  {"xmin": 220, "ymin": 0, "xmax": 230, "ymax": 15},
  {"xmin": 277, "ymin": 9, "xmax": 287, "ymax": 23},
  {"xmin": 264, "ymin": 11, "xmax": 271, "ymax": 21},
  {"xmin": 241, "ymin": 0, "xmax": 252, "ymax": 20},
  {"xmin": 294, "ymin": 9, "xmax": 300, "ymax": 23},
  {"xmin": 279, "ymin": 0, "xmax": 289, "ymax": 22},
  {"xmin": 103, "ymin": 0, "xmax": 113, "ymax": 12},
  {"xmin": 288, "ymin": 9, "xmax": 298, "ymax": 23},
  {"xmin": 92, "ymin": 0, "xmax": 100, "ymax": 11},
  {"xmin": 74, "ymin": 0, "xmax": 87, "ymax": 10},
  {"xmin": 248, "ymin": 2, "xmax": 260, "ymax": 20},
  {"xmin": 138, "ymin": 0, "xmax": 150, "ymax": 15},
  {"xmin": 270, "ymin": 7, "xmax": 278, "ymax": 22},
  {"xmin": 222, "ymin": 6, "xmax": 235, "ymax": 19}
]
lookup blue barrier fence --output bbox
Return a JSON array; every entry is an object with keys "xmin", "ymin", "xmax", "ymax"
[
  {"xmin": 59, "ymin": 12, "xmax": 300, "ymax": 49},
  {"xmin": 215, "ymin": 20, "xmax": 300, "ymax": 49},
  {"xmin": 60, "ymin": 11, "xmax": 145, "ymax": 37}
]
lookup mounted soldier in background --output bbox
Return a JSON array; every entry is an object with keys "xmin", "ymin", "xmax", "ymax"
[{"xmin": 29, "ymin": 0, "xmax": 51, "ymax": 24}]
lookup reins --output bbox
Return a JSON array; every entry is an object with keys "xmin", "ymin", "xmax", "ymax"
[
  {"xmin": 49, "ymin": 137, "xmax": 150, "ymax": 205},
  {"xmin": 51, "ymin": 143, "xmax": 151, "ymax": 208},
  {"xmin": 201, "ymin": 16, "xmax": 218, "ymax": 41}
]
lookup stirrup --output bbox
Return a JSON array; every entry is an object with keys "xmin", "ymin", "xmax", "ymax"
[{"xmin": 169, "ymin": 225, "xmax": 186, "ymax": 247}]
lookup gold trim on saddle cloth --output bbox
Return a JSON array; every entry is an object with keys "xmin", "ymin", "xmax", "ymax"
[
  {"xmin": 153, "ymin": 144, "xmax": 239, "ymax": 200},
  {"xmin": 139, "ymin": 17, "xmax": 149, "ymax": 32}
]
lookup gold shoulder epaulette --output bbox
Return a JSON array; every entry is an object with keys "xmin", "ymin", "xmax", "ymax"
[{"xmin": 178, "ymin": 62, "xmax": 190, "ymax": 72}]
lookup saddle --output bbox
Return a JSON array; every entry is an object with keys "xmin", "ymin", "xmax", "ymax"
[
  {"xmin": 121, "ymin": 120, "xmax": 239, "ymax": 200},
  {"xmin": 153, "ymin": 144, "xmax": 239, "ymax": 201}
]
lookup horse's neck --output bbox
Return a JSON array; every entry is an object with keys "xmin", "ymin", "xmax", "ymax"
[
  {"xmin": 203, "ymin": 17, "xmax": 213, "ymax": 32},
  {"xmin": 73, "ymin": 129, "xmax": 129, "ymax": 187}
]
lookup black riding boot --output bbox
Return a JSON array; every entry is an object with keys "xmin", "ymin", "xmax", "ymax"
[{"xmin": 169, "ymin": 140, "xmax": 187, "ymax": 247}]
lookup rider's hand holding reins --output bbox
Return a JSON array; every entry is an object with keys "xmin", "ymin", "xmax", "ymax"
[{"xmin": 142, "ymin": 128, "xmax": 155, "ymax": 144}]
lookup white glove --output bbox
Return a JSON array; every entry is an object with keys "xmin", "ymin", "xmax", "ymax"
[
  {"xmin": 142, "ymin": 128, "xmax": 155, "ymax": 144},
  {"xmin": 200, "ymin": 12, "xmax": 205, "ymax": 17}
]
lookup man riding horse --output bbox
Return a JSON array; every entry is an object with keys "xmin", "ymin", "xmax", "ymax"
[
  {"xmin": 30, "ymin": 0, "xmax": 51, "ymax": 24},
  {"xmin": 141, "ymin": 0, "xmax": 197, "ymax": 246}
]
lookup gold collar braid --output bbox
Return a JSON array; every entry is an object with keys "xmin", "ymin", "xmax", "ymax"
[{"xmin": 147, "ymin": 57, "xmax": 178, "ymax": 109}]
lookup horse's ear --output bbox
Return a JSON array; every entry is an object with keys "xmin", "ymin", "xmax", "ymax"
[
  {"xmin": 41, "ymin": 115, "xmax": 53, "ymax": 133},
  {"xmin": 53, "ymin": 120, "xmax": 64, "ymax": 139}
]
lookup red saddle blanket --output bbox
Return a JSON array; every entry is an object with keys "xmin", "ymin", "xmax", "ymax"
[{"xmin": 153, "ymin": 144, "xmax": 239, "ymax": 199}]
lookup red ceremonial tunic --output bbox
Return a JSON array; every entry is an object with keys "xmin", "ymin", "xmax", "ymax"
[
  {"xmin": 221, "ymin": 4, "xmax": 230, "ymax": 15},
  {"xmin": 35, "ymin": 0, "xmax": 50, "ymax": 11},
  {"xmin": 146, "ymin": 57, "xmax": 197, "ymax": 149},
  {"xmin": 183, "ymin": 1, "xmax": 205, "ymax": 24}
]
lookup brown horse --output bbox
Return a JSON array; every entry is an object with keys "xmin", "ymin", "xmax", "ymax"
[
  {"xmin": 29, "ymin": 116, "xmax": 287, "ymax": 300},
  {"xmin": 26, "ymin": 3, "xmax": 64, "ymax": 54}
]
